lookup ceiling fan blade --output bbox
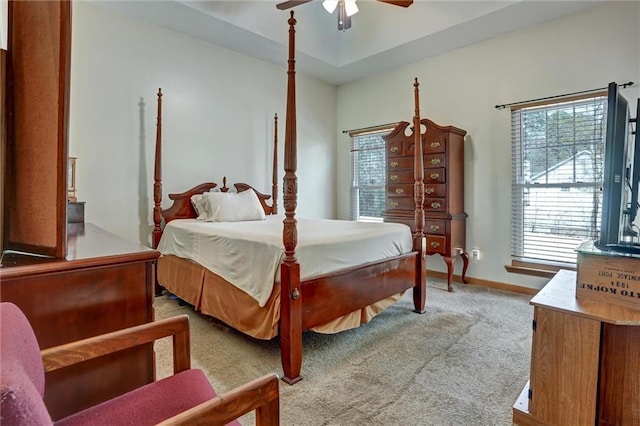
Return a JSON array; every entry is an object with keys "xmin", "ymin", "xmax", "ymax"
[
  {"xmin": 276, "ymin": 0, "xmax": 313, "ymax": 10},
  {"xmin": 377, "ymin": 0, "xmax": 414, "ymax": 7}
]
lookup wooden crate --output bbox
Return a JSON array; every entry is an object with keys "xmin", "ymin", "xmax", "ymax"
[{"xmin": 576, "ymin": 247, "xmax": 640, "ymax": 311}]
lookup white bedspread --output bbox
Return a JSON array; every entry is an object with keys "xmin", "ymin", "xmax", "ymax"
[{"xmin": 157, "ymin": 215, "xmax": 413, "ymax": 307}]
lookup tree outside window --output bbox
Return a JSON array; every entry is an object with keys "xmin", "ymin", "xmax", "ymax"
[
  {"xmin": 350, "ymin": 129, "xmax": 393, "ymax": 222},
  {"xmin": 511, "ymin": 95, "xmax": 606, "ymax": 264}
]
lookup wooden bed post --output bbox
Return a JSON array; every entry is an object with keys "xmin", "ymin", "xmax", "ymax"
[
  {"xmin": 152, "ymin": 88, "xmax": 163, "ymax": 249},
  {"xmin": 272, "ymin": 113, "xmax": 278, "ymax": 215},
  {"xmin": 280, "ymin": 11, "xmax": 303, "ymax": 385},
  {"xmin": 412, "ymin": 78, "xmax": 427, "ymax": 313}
]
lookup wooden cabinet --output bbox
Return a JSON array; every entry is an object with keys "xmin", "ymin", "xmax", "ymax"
[
  {"xmin": 0, "ymin": 223, "xmax": 160, "ymax": 421},
  {"xmin": 513, "ymin": 270, "xmax": 640, "ymax": 425},
  {"xmin": 383, "ymin": 118, "xmax": 468, "ymax": 292}
]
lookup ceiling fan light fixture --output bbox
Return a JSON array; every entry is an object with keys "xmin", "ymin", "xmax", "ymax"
[
  {"xmin": 322, "ymin": 0, "xmax": 338, "ymax": 14},
  {"xmin": 344, "ymin": 0, "xmax": 359, "ymax": 17}
]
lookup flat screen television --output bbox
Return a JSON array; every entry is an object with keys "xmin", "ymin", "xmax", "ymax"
[{"xmin": 596, "ymin": 82, "xmax": 640, "ymax": 253}]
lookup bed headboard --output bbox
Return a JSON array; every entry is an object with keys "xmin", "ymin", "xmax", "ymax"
[{"xmin": 151, "ymin": 89, "xmax": 280, "ymax": 248}]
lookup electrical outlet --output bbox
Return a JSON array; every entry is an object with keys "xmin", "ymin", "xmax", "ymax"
[{"xmin": 471, "ymin": 248, "xmax": 480, "ymax": 261}]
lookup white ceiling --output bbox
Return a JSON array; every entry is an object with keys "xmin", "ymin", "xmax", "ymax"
[{"xmin": 94, "ymin": 0, "xmax": 606, "ymax": 85}]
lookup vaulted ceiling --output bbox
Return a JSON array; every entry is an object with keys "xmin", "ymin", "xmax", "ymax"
[{"xmin": 94, "ymin": 0, "xmax": 605, "ymax": 85}]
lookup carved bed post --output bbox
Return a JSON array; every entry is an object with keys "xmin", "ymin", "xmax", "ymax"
[
  {"xmin": 272, "ymin": 113, "xmax": 278, "ymax": 215},
  {"xmin": 152, "ymin": 88, "xmax": 163, "ymax": 249},
  {"xmin": 280, "ymin": 11, "xmax": 303, "ymax": 385},
  {"xmin": 412, "ymin": 78, "xmax": 427, "ymax": 313}
]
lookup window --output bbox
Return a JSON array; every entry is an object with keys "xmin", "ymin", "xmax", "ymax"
[
  {"xmin": 511, "ymin": 94, "xmax": 607, "ymax": 265},
  {"xmin": 349, "ymin": 128, "xmax": 393, "ymax": 222}
]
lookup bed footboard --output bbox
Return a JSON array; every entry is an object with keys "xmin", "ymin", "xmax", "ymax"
[{"xmin": 300, "ymin": 253, "xmax": 419, "ymax": 329}]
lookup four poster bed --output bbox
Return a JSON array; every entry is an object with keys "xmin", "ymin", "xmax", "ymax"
[{"xmin": 152, "ymin": 12, "xmax": 428, "ymax": 385}]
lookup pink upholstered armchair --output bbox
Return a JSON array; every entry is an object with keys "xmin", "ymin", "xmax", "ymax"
[{"xmin": 0, "ymin": 302, "xmax": 279, "ymax": 425}]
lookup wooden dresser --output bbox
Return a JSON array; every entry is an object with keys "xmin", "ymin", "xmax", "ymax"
[
  {"xmin": 383, "ymin": 118, "xmax": 468, "ymax": 292},
  {"xmin": 0, "ymin": 223, "xmax": 160, "ymax": 420}
]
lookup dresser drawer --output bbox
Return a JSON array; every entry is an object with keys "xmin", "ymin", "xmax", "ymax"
[
  {"xmin": 387, "ymin": 184, "xmax": 413, "ymax": 198},
  {"xmin": 424, "ymin": 184, "xmax": 446, "ymax": 197},
  {"xmin": 387, "ymin": 197, "xmax": 413, "ymax": 210},
  {"xmin": 387, "ymin": 197, "xmax": 435, "ymax": 211},
  {"xmin": 387, "ymin": 185, "xmax": 446, "ymax": 203},
  {"xmin": 425, "ymin": 198, "xmax": 446, "ymax": 212},
  {"xmin": 387, "ymin": 141, "xmax": 402, "ymax": 157},
  {"xmin": 404, "ymin": 140, "xmax": 418, "ymax": 156},
  {"xmin": 388, "ymin": 156, "xmax": 414, "ymax": 171},
  {"xmin": 425, "ymin": 154, "xmax": 446, "ymax": 168},
  {"xmin": 423, "ymin": 134, "xmax": 447, "ymax": 154},
  {"xmin": 388, "ymin": 154, "xmax": 446, "ymax": 171},
  {"xmin": 425, "ymin": 220, "xmax": 446, "ymax": 235},
  {"xmin": 405, "ymin": 138, "xmax": 447, "ymax": 156},
  {"xmin": 387, "ymin": 169, "xmax": 414, "ymax": 184},
  {"xmin": 387, "ymin": 169, "xmax": 446, "ymax": 184},
  {"xmin": 425, "ymin": 168, "xmax": 445, "ymax": 183},
  {"xmin": 386, "ymin": 197, "xmax": 447, "ymax": 212},
  {"xmin": 426, "ymin": 235, "xmax": 447, "ymax": 254}
]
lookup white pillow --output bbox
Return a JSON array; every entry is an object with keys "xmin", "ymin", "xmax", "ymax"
[
  {"xmin": 190, "ymin": 194, "xmax": 208, "ymax": 220},
  {"xmin": 200, "ymin": 190, "xmax": 265, "ymax": 222}
]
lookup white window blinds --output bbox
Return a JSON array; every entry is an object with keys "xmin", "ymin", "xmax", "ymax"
[
  {"xmin": 511, "ymin": 94, "xmax": 607, "ymax": 264},
  {"xmin": 350, "ymin": 129, "xmax": 392, "ymax": 222}
]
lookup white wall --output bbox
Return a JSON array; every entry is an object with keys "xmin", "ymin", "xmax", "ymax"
[
  {"xmin": 0, "ymin": 0, "xmax": 6, "ymax": 50},
  {"xmin": 69, "ymin": 2, "xmax": 337, "ymax": 246},
  {"xmin": 336, "ymin": 2, "xmax": 640, "ymax": 290},
  {"xmin": 70, "ymin": 2, "xmax": 639, "ymax": 290}
]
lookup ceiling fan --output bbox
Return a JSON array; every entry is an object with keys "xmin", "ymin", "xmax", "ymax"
[{"xmin": 276, "ymin": 0, "xmax": 414, "ymax": 31}]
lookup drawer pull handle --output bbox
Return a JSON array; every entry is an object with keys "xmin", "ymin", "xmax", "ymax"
[
  {"xmin": 430, "ymin": 141, "xmax": 440, "ymax": 148},
  {"xmin": 390, "ymin": 161, "xmax": 399, "ymax": 167},
  {"xmin": 425, "ymin": 187, "xmax": 435, "ymax": 195},
  {"xmin": 431, "ymin": 158, "xmax": 441, "ymax": 165},
  {"xmin": 430, "ymin": 241, "xmax": 440, "ymax": 249},
  {"xmin": 395, "ymin": 188, "xmax": 404, "ymax": 194},
  {"xmin": 390, "ymin": 201, "xmax": 399, "ymax": 208},
  {"xmin": 431, "ymin": 202, "xmax": 441, "ymax": 209},
  {"xmin": 390, "ymin": 175, "xmax": 399, "ymax": 181},
  {"xmin": 430, "ymin": 173, "xmax": 440, "ymax": 180},
  {"xmin": 430, "ymin": 224, "xmax": 440, "ymax": 231},
  {"xmin": 390, "ymin": 146, "xmax": 399, "ymax": 153}
]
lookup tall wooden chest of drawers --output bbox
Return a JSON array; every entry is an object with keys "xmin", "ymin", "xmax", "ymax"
[{"xmin": 383, "ymin": 118, "xmax": 468, "ymax": 292}]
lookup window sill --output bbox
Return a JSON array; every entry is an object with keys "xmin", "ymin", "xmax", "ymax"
[{"xmin": 505, "ymin": 259, "xmax": 576, "ymax": 278}]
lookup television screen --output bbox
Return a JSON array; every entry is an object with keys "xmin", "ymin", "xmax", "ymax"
[
  {"xmin": 597, "ymin": 82, "xmax": 640, "ymax": 253},
  {"xmin": 628, "ymin": 98, "xmax": 640, "ymax": 226}
]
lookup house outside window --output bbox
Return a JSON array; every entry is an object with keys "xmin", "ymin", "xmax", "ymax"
[
  {"xmin": 511, "ymin": 93, "xmax": 607, "ymax": 265},
  {"xmin": 349, "ymin": 127, "xmax": 394, "ymax": 222}
]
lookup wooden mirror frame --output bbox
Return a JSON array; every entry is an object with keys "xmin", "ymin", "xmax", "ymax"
[{"xmin": 2, "ymin": 0, "xmax": 72, "ymax": 258}]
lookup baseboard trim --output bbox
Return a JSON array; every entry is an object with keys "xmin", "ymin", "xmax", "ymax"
[{"xmin": 427, "ymin": 270, "xmax": 539, "ymax": 296}]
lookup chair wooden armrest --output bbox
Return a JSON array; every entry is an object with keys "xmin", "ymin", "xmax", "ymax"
[
  {"xmin": 158, "ymin": 373, "xmax": 280, "ymax": 426},
  {"xmin": 42, "ymin": 314, "xmax": 191, "ymax": 374},
  {"xmin": 39, "ymin": 314, "xmax": 281, "ymax": 425}
]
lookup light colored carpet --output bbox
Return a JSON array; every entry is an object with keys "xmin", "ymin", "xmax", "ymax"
[{"xmin": 154, "ymin": 278, "xmax": 533, "ymax": 425}]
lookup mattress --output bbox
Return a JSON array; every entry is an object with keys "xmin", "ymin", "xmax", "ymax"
[{"xmin": 156, "ymin": 215, "xmax": 413, "ymax": 307}]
